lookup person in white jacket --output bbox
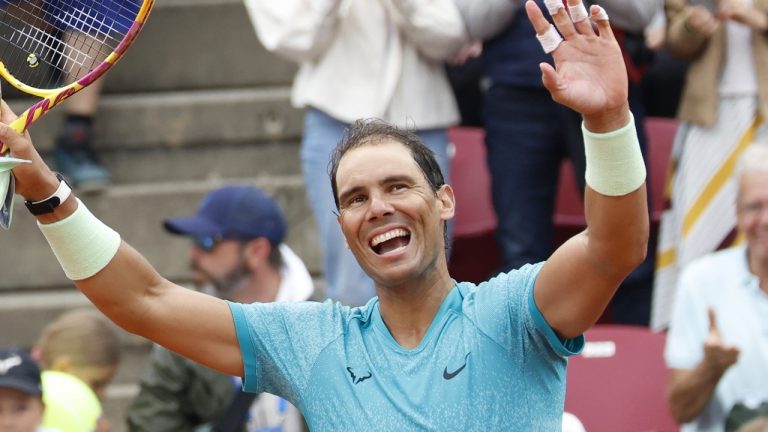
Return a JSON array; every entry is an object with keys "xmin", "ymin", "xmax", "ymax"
[{"xmin": 244, "ymin": 0, "xmax": 468, "ymax": 306}]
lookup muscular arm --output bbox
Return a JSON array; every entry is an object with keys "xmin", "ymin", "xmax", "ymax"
[
  {"xmin": 524, "ymin": 1, "xmax": 648, "ymax": 340},
  {"xmin": 1, "ymin": 102, "xmax": 244, "ymax": 378}
]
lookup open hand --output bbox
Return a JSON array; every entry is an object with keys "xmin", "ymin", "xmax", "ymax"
[{"xmin": 525, "ymin": 0, "xmax": 629, "ymax": 132}]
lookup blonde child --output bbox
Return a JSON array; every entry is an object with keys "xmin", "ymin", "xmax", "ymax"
[{"xmin": 34, "ymin": 309, "xmax": 121, "ymax": 432}]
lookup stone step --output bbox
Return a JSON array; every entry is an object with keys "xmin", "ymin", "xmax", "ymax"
[
  {"xmin": 6, "ymin": 86, "xmax": 304, "ymax": 158},
  {"xmin": 0, "ymin": 176, "xmax": 323, "ymax": 292},
  {"xmin": 0, "ymin": 0, "xmax": 296, "ymax": 98}
]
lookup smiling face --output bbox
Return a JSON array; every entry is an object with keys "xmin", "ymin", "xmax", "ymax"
[
  {"xmin": 335, "ymin": 140, "xmax": 455, "ymax": 288},
  {"xmin": 737, "ymin": 165, "xmax": 768, "ymax": 264}
]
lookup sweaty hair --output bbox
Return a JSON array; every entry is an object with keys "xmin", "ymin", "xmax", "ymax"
[
  {"xmin": 329, "ymin": 118, "xmax": 446, "ymax": 211},
  {"xmin": 36, "ymin": 309, "xmax": 121, "ymax": 370}
]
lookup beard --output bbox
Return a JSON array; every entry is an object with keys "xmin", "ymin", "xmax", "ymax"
[{"xmin": 191, "ymin": 260, "xmax": 251, "ymax": 300}]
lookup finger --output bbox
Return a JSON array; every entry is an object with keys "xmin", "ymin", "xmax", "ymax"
[
  {"xmin": 547, "ymin": 0, "xmax": 578, "ymax": 39},
  {"xmin": 568, "ymin": 0, "xmax": 594, "ymax": 35},
  {"xmin": 0, "ymin": 100, "xmax": 20, "ymax": 125},
  {"xmin": 707, "ymin": 307, "xmax": 719, "ymax": 334},
  {"xmin": 540, "ymin": 63, "xmax": 565, "ymax": 97},
  {"xmin": 527, "ymin": 2, "xmax": 564, "ymax": 54},
  {"xmin": 590, "ymin": 5, "xmax": 614, "ymax": 40}
]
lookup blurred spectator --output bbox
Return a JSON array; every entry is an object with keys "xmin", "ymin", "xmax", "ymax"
[
  {"xmin": 664, "ymin": 145, "xmax": 768, "ymax": 432},
  {"xmin": 34, "ymin": 309, "xmax": 121, "ymax": 432},
  {"xmin": 455, "ymin": 0, "xmax": 660, "ymax": 325},
  {"xmin": 126, "ymin": 185, "xmax": 309, "ymax": 431},
  {"xmin": 54, "ymin": 86, "xmax": 110, "ymax": 191},
  {"xmin": 641, "ymin": 8, "xmax": 689, "ymax": 118},
  {"xmin": 651, "ymin": 0, "xmax": 768, "ymax": 329},
  {"xmin": 0, "ymin": 348, "xmax": 55, "ymax": 432},
  {"xmin": 244, "ymin": 0, "xmax": 467, "ymax": 306}
]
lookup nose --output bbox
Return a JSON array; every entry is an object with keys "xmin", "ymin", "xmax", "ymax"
[{"xmin": 367, "ymin": 194, "xmax": 394, "ymax": 219}]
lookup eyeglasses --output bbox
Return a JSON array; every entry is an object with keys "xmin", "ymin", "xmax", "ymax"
[
  {"xmin": 739, "ymin": 201, "xmax": 768, "ymax": 217},
  {"xmin": 192, "ymin": 235, "xmax": 222, "ymax": 252}
]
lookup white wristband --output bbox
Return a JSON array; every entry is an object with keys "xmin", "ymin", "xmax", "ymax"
[
  {"xmin": 583, "ymin": 113, "xmax": 646, "ymax": 196},
  {"xmin": 38, "ymin": 199, "xmax": 121, "ymax": 280}
]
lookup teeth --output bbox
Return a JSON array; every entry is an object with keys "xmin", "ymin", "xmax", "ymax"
[{"xmin": 371, "ymin": 228, "xmax": 409, "ymax": 247}]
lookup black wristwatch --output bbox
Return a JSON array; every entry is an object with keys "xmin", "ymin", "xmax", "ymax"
[{"xmin": 24, "ymin": 172, "xmax": 72, "ymax": 215}]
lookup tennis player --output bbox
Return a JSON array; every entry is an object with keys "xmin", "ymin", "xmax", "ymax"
[{"xmin": 0, "ymin": 0, "xmax": 648, "ymax": 429}]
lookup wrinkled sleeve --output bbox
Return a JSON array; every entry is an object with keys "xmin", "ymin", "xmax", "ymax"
[
  {"xmin": 388, "ymin": 0, "xmax": 469, "ymax": 60},
  {"xmin": 452, "ymin": 0, "xmax": 520, "ymax": 41},
  {"xmin": 663, "ymin": 0, "xmax": 711, "ymax": 60},
  {"xmin": 227, "ymin": 300, "xmax": 346, "ymax": 404},
  {"xmin": 475, "ymin": 263, "xmax": 584, "ymax": 359},
  {"xmin": 243, "ymin": 0, "xmax": 345, "ymax": 63},
  {"xmin": 126, "ymin": 346, "xmax": 234, "ymax": 430}
]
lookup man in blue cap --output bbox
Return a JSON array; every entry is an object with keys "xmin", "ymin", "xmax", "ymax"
[{"xmin": 126, "ymin": 185, "xmax": 311, "ymax": 432}]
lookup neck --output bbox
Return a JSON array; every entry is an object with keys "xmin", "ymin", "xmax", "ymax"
[
  {"xmin": 375, "ymin": 260, "xmax": 454, "ymax": 349},
  {"xmin": 229, "ymin": 265, "xmax": 282, "ymax": 304}
]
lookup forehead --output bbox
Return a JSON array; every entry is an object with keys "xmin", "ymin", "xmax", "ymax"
[
  {"xmin": 336, "ymin": 140, "xmax": 423, "ymax": 185},
  {"xmin": 739, "ymin": 167, "xmax": 768, "ymax": 200}
]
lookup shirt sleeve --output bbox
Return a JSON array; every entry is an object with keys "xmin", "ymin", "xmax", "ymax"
[
  {"xmin": 473, "ymin": 263, "xmax": 584, "ymax": 359},
  {"xmin": 227, "ymin": 300, "xmax": 347, "ymax": 402}
]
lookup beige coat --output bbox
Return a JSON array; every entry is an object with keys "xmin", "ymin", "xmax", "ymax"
[{"xmin": 665, "ymin": 0, "xmax": 768, "ymax": 127}]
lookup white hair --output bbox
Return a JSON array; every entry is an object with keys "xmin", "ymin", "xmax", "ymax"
[{"xmin": 735, "ymin": 143, "xmax": 768, "ymax": 185}]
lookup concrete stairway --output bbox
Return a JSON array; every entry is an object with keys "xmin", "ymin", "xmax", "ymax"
[{"xmin": 0, "ymin": 0, "xmax": 321, "ymax": 428}]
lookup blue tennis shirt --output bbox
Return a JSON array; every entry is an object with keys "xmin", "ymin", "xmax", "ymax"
[{"xmin": 228, "ymin": 263, "xmax": 584, "ymax": 431}]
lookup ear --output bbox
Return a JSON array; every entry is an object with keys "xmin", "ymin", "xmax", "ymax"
[
  {"xmin": 50, "ymin": 355, "xmax": 73, "ymax": 373},
  {"xmin": 436, "ymin": 184, "xmax": 456, "ymax": 221},
  {"xmin": 243, "ymin": 238, "xmax": 271, "ymax": 267}
]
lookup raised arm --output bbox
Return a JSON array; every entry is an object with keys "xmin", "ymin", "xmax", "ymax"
[
  {"xmin": 525, "ymin": 0, "xmax": 649, "ymax": 339},
  {"xmin": 1, "ymin": 101, "xmax": 244, "ymax": 377}
]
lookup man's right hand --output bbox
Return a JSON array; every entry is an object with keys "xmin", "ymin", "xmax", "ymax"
[
  {"xmin": 0, "ymin": 100, "xmax": 60, "ymax": 203},
  {"xmin": 702, "ymin": 307, "xmax": 740, "ymax": 375}
]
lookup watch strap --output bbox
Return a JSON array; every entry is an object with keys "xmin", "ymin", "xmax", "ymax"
[{"xmin": 24, "ymin": 173, "xmax": 72, "ymax": 216}]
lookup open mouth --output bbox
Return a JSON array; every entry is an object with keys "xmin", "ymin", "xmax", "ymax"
[{"xmin": 370, "ymin": 228, "xmax": 411, "ymax": 255}]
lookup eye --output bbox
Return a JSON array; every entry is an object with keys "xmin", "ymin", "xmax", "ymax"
[
  {"xmin": 390, "ymin": 183, "xmax": 408, "ymax": 192},
  {"xmin": 344, "ymin": 195, "xmax": 366, "ymax": 209}
]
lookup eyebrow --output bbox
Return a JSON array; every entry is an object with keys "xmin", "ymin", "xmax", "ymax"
[{"xmin": 338, "ymin": 175, "xmax": 417, "ymax": 206}]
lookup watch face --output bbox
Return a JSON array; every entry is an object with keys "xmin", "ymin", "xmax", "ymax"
[{"xmin": 0, "ymin": 174, "xmax": 15, "ymax": 230}]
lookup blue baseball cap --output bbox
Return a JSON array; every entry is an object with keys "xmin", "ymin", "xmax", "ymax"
[
  {"xmin": 0, "ymin": 348, "xmax": 43, "ymax": 396},
  {"xmin": 163, "ymin": 185, "xmax": 287, "ymax": 244}
]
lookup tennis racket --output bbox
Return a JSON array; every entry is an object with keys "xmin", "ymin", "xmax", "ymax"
[{"xmin": 0, "ymin": 0, "xmax": 153, "ymax": 228}]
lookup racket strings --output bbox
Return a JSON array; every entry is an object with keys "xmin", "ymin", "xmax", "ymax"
[{"xmin": 0, "ymin": 0, "xmax": 141, "ymax": 90}]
